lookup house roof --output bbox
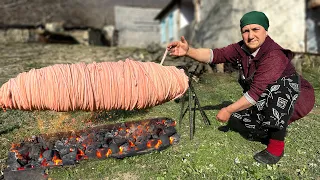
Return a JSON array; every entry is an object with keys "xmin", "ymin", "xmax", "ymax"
[
  {"xmin": 155, "ymin": 0, "xmax": 179, "ymax": 20},
  {"xmin": 308, "ymin": 0, "xmax": 320, "ymax": 8},
  {"xmin": 154, "ymin": 0, "xmax": 193, "ymax": 20},
  {"xmin": 0, "ymin": 0, "xmax": 170, "ymax": 29}
]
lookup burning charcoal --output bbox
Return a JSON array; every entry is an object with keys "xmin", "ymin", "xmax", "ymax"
[
  {"xmin": 82, "ymin": 133, "xmax": 97, "ymax": 146},
  {"xmin": 163, "ymin": 119, "xmax": 176, "ymax": 127},
  {"xmin": 96, "ymin": 148, "xmax": 109, "ymax": 159},
  {"xmin": 30, "ymin": 135, "xmax": 38, "ymax": 142},
  {"xmin": 159, "ymin": 134, "xmax": 170, "ymax": 148},
  {"xmin": 50, "ymin": 151, "xmax": 63, "ymax": 166},
  {"xmin": 77, "ymin": 134, "xmax": 87, "ymax": 142},
  {"xmin": 54, "ymin": 140, "xmax": 64, "ymax": 149},
  {"xmin": 85, "ymin": 144, "xmax": 97, "ymax": 152},
  {"xmin": 29, "ymin": 159, "xmax": 41, "ymax": 168},
  {"xmin": 14, "ymin": 143, "xmax": 29, "ymax": 156},
  {"xmin": 5, "ymin": 117, "xmax": 180, "ymax": 170},
  {"xmin": 148, "ymin": 125, "xmax": 156, "ymax": 133},
  {"xmin": 30, "ymin": 144, "xmax": 42, "ymax": 160},
  {"xmin": 17, "ymin": 158, "xmax": 28, "ymax": 166},
  {"xmin": 120, "ymin": 123, "xmax": 126, "ymax": 129},
  {"xmin": 152, "ymin": 134, "xmax": 159, "ymax": 139},
  {"xmin": 119, "ymin": 143, "xmax": 130, "ymax": 153},
  {"xmin": 95, "ymin": 133, "xmax": 104, "ymax": 142},
  {"xmin": 105, "ymin": 132, "xmax": 113, "ymax": 138},
  {"xmin": 163, "ymin": 126, "xmax": 177, "ymax": 136},
  {"xmin": 109, "ymin": 143, "xmax": 119, "ymax": 154},
  {"xmin": 76, "ymin": 149, "xmax": 87, "ymax": 160},
  {"xmin": 47, "ymin": 161, "xmax": 55, "ymax": 166},
  {"xmin": 85, "ymin": 144, "xmax": 98, "ymax": 158},
  {"xmin": 42, "ymin": 150, "xmax": 54, "ymax": 160},
  {"xmin": 44, "ymin": 141, "xmax": 54, "ymax": 150},
  {"xmin": 68, "ymin": 137, "xmax": 78, "ymax": 145},
  {"xmin": 62, "ymin": 151, "xmax": 77, "ymax": 165},
  {"xmin": 55, "ymin": 140, "xmax": 71, "ymax": 156},
  {"xmin": 154, "ymin": 127, "xmax": 164, "ymax": 136},
  {"xmin": 146, "ymin": 139, "xmax": 161, "ymax": 149},
  {"xmin": 118, "ymin": 129, "xmax": 126, "ymax": 137},
  {"xmin": 37, "ymin": 136, "xmax": 47, "ymax": 149},
  {"xmin": 111, "ymin": 129, "xmax": 118, "ymax": 136},
  {"xmin": 169, "ymin": 133, "xmax": 180, "ymax": 145},
  {"xmin": 102, "ymin": 143, "xmax": 109, "ymax": 148},
  {"xmin": 57, "ymin": 146, "xmax": 71, "ymax": 157},
  {"xmin": 136, "ymin": 135, "xmax": 147, "ymax": 145},
  {"xmin": 136, "ymin": 143, "xmax": 147, "ymax": 151},
  {"xmin": 24, "ymin": 163, "xmax": 35, "ymax": 169},
  {"xmin": 7, "ymin": 152, "xmax": 21, "ymax": 171},
  {"xmin": 77, "ymin": 144, "xmax": 86, "ymax": 153},
  {"xmin": 127, "ymin": 137, "xmax": 135, "ymax": 143},
  {"xmin": 113, "ymin": 136, "xmax": 126, "ymax": 145}
]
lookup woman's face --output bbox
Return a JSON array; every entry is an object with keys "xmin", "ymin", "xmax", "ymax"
[{"xmin": 241, "ymin": 24, "xmax": 268, "ymax": 53}]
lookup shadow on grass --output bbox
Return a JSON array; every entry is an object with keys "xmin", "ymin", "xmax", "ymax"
[
  {"xmin": 0, "ymin": 124, "xmax": 20, "ymax": 135},
  {"xmin": 200, "ymin": 101, "xmax": 233, "ymax": 111}
]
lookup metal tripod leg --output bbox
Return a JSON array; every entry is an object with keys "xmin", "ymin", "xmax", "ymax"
[
  {"xmin": 179, "ymin": 78, "xmax": 211, "ymax": 140},
  {"xmin": 188, "ymin": 82, "xmax": 210, "ymax": 126}
]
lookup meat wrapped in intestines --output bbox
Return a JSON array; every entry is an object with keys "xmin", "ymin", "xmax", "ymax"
[{"xmin": 0, "ymin": 59, "xmax": 188, "ymax": 111}]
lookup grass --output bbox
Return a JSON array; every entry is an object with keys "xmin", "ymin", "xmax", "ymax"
[{"xmin": 0, "ymin": 44, "xmax": 319, "ymax": 179}]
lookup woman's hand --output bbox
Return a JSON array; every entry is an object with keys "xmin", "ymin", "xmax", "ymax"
[
  {"xmin": 167, "ymin": 36, "xmax": 189, "ymax": 56},
  {"xmin": 216, "ymin": 107, "xmax": 232, "ymax": 123}
]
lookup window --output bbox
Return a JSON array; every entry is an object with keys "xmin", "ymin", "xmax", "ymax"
[
  {"xmin": 161, "ymin": 19, "xmax": 166, "ymax": 43},
  {"xmin": 168, "ymin": 12, "xmax": 174, "ymax": 41}
]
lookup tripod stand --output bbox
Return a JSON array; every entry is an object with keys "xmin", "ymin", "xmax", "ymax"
[{"xmin": 178, "ymin": 68, "xmax": 211, "ymax": 140}]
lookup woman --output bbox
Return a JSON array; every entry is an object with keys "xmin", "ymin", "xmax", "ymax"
[{"xmin": 167, "ymin": 11, "xmax": 315, "ymax": 164}]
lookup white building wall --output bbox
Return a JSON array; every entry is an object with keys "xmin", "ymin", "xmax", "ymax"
[
  {"xmin": 173, "ymin": 5, "xmax": 180, "ymax": 42},
  {"xmin": 197, "ymin": 0, "xmax": 305, "ymax": 52},
  {"xmin": 115, "ymin": 6, "xmax": 161, "ymax": 48},
  {"xmin": 233, "ymin": 0, "xmax": 305, "ymax": 52}
]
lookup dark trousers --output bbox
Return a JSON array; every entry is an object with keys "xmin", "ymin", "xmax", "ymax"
[{"xmin": 228, "ymin": 74, "xmax": 300, "ymax": 142}]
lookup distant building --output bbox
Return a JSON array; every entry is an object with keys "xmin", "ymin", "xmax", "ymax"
[
  {"xmin": 155, "ymin": 0, "xmax": 320, "ymax": 54},
  {"xmin": 154, "ymin": 0, "xmax": 194, "ymax": 45},
  {"xmin": 114, "ymin": 6, "xmax": 161, "ymax": 48},
  {"xmin": 0, "ymin": 0, "xmax": 170, "ymax": 46}
]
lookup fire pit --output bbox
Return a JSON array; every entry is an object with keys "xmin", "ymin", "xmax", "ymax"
[{"xmin": 4, "ymin": 117, "xmax": 179, "ymax": 179}]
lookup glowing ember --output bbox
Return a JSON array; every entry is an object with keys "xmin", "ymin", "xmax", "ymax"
[
  {"xmin": 119, "ymin": 147, "xmax": 124, "ymax": 155},
  {"xmin": 52, "ymin": 154, "xmax": 62, "ymax": 165},
  {"xmin": 154, "ymin": 140, "xmax": 162, "ymax": 149},
  {"xmin": 169, "ymin": 137, "xmax": 174, "ymax": 144},
  {"xmin": 96, "ymin": 150, "xmax": 102, "ymax": 158},
  {"xmin": 106, "ymin": 149, "xmax": 112, "ymax": 157},
  {"xmin": 41, "ymin": 159, "xmax": 48, "ymax": 166}
]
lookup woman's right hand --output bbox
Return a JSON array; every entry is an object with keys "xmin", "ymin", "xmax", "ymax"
[{"xmin": 167, "ymin": 36, "xmax": 189, "ymax": 57}]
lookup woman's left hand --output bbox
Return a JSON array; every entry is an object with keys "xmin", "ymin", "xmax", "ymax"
[{"xmin": 216, "ymin": 107, "xmax": 232, "ymax": 122}]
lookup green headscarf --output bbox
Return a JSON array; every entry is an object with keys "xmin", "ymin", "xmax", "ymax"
[{"xmin": 240, "ymin": 11, "xmax": 269, "ymax": 31}]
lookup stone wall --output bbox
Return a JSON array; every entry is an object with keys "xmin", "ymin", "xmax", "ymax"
[
  {"xmin": 0, "ymin": 29, "xmax": 38, "ymax": 43},
  {"xmin": 0, "ymin": 27, "xmax": 106, "ymax": 46},
  {"xmin": 307, "ymin": 7, "xmax": 320, "ymax": 53}
]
